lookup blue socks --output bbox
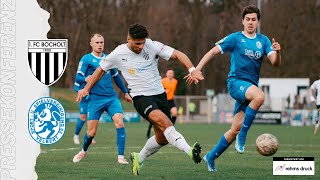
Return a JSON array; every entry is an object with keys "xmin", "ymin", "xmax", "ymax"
[
  {"xmin": 75, "ymin": 118, "xmax": 85, "ymax": 135},
  {"xmin": 116, "ymin": 127, "xmax": 126, "ymax": 156},
  {"xmin": 238, "ymin": 106, "xmax": 257, "ymax": 141},
  {"xmin": 207, "ymin": 135, "xmax": 230, "ymax": 160},
  {"xmin": 82, "ymin": 132, "xmax": 93, "ymax": 152}
]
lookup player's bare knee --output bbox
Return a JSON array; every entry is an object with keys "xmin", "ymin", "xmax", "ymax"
[
  {"xmin": 114, "ymin": 121, "xmax": 124, "ymax": 128},
  {"xmin": 253, "ymin": 94, "xmax": 265, "ymax": 106},
  {"xmin": 112, "ymin": 114, "xmax": 124, "ymax": 128},
  {"xmin": 87, "ymin": 130, "xmax": 96, "ymax": 137}
]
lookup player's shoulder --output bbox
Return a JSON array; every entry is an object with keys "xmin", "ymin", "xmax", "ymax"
[
  {"xmin": 314, "ymin": 79, "xmax": 320, "ymax": 85},
  {"xmin": 217, "ymin": 32, "xmax": 239, "ymax": 43},
  {"xmin": 228, "ymin": 31, "xmax": 242, "ymax": 38},
  {"xmin": 80, "ymin": 53, "xmax": 93, "ymax": 62}
]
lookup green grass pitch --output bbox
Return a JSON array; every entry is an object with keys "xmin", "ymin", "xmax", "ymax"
[{"xmin": 36, "ymin": 122, "xmax": 319, "ymax": 179}]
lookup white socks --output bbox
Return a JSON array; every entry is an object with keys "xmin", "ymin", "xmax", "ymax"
[
  {"xmin": 139, "ymin": 136, "xmax": 163, "ymax": 163},
  {"xmin": 163, "ymin": 126, "xmax": 191, "ymax": 154}
]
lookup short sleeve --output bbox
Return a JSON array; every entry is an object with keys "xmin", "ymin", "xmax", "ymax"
[
  {"xmin": 215, "ymin": 33, "xmax": 236, "ymax": 54},
  {"xmin": 99, "ymin": 54, "xmax": 116, "ymax": 71},
  {"xmin": 152, "ymin": 40, "xmax": 175, "ymax": 60}
]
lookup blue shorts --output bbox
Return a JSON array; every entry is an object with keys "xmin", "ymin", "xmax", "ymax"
[
  {"xmin": 227, "ymin": 79, "xmax": 254, "ymax": 115},
  {"xmin": 79, "ymin": 98, "xmax": 89, "ymax": 115},
  {"xmin": 87, "ymin": 98, "xmax": 123, "ymax": 120}
]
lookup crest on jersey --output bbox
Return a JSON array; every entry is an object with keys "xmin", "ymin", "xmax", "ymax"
[
  {"xmin": 256, "ymin": 41, "xmax": 262, "ymax": 49},
  {"xmin": 28, "ymin": 39, "xmax": 68, "ymax": 86},
  {"xmin": 28, "ymin": 97, "xmax": 66, "ymax": 145}
]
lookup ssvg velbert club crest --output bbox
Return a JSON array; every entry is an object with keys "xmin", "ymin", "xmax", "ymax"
[
  {"xmin": 28, "ymin": 39, "xmax": 68, "ymax": 86},
  {"xmin": 28, "ymin": 97, "xmax": 66, "ymax": 144}
]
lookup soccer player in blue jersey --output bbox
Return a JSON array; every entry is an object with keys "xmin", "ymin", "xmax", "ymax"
[
  {"xmin": 73, "ymin": 65, "xmax": 96, "ymax": 145},
  {"xmin": 73, "ymin": 34, "xmax": 132, "ymax": 164},
  {"xmin": 187, "ymin": 5, "xmax": 281, "ymax": 172}
]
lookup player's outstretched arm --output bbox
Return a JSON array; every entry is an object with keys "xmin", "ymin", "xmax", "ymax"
[
  {"xmin": 76, "ymin": 67, "xmax": 105, "ymax": 102},
  {"xmin": 268, "ymin": 38, "xmax": 281, "ymax": 67},
  {"xmin": 170, "ymin": 50, "xmax": 204, "ymax": 84},
  {"xmin": 196, "ymin": 46, "xmax": 220, "ymax": 70},
  {"xmin": 184, "ymin": 46, "xmax": 220, "ymax": 84}
]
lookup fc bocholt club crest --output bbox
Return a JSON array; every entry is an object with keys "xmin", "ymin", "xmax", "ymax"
[
  {"xmin": 28, "ymin": 39, "xmax": 68, "ymax": 86},
  {"xmin": 28, "ymin": 97, "xmax": 66, "ymax": 144}
]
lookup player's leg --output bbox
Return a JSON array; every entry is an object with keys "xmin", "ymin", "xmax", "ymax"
[
  {"xmin": 146, "ymin": 122, "xmax": 153, "ymax": 139},
  {"xmin": 132, "ymin": 125, "xmax": 166, "ymax": 174},
  {"xmin": 108, "ymin": 98, "xmax": 128, "ymax": 164},
  {"xmin": 236, "ymin": 85, "xmax": 264, "ymax": 153},
  {"xmin": 204, "ymin": 111, "xmax": 244, "ymax": 172},
  {"xmin": 169, "ymin": 100, "xmax": 178, "ymax": 125},
  {"xmin": 74, "ymin": 98, "xmax": 88, "ymax": 144},
  {"xmin": 148, "ymin": 94, "xmax": 201, "ymax": 162},
  {"xmin": 73, "ymin": 99, "xmax": 104, "ymax": 163},
  {"xmin": 130, "ymin": 94, "xmax": 201, "ymax": 175},
  {"xmin": 73, "ymin": 120, "xmax": 99, "ymax": 163},
  {"xmin": 314, "ymin": 106, "xmax": 320, "ymax": 135}
]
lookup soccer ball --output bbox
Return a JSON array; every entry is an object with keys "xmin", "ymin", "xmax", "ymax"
[{"xmin": 255, "ymin": 133, "xmax": 279, "ymax": 156}]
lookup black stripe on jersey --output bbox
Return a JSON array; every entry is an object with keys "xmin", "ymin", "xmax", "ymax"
[
  {"xmin": 28, "ymin": 52, "xmax": 31, "ymax": 68},
  {"xmin": 45, "ymin": 53, "xmax": 50, "ymax": 85},
  {"xmin": 54, "ymin": 53, "xmax": 59, "ymax": 79},
  {"xmin": 63, "ymin": 52, "xmax": 66, "ymax": 67},
  {"xmin": 36, "ymin": 53, "xmax": 41, "ymax": 80}
]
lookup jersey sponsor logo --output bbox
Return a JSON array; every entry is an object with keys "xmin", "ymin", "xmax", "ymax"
[
  {"xmin": 256, "ymin": 41, "xmax": 262, "ymax": 49},
  {"xmin": 28, "ymin": 39, "xmax": 68, "ymax": 86},
  {"xmin": 245, "ymin": 49, "xmax": 262, "ymax": 59},
  {"xmin": 128, "ymin": 68, "xmax": 136, "ymax": 75},
  {"xmin": 28, "ymin": 97, "xmax": 66, "ymax": 145}
]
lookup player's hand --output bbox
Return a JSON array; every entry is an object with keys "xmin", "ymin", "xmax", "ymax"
[
  {"xmin": 124, "ymin": 93, "xmax": 133, "ymax": 103},
  {"xmin": 184, "ymin": 74, "xmax": 194, "ymax": 85},
  {"xmin": 183, "ymin": 69, "xmax": 204, "ymax": 85},
  {"xmin": 272, "ymin": 38, "xmax": 281, "ymax": 53},
  {"xmin": 85, "ymin": 75, "xmax": 92, "ymax": 82},
  {"xmin": 77, "ymin": 88, "xmax": 89, "ymax": 102}
]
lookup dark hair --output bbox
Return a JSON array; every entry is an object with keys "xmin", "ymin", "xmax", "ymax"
[
  {"xmin": 128, "ymin": 23, "xmax": 149, "ymax": 39},
  {"xmin": 242, "ymin": 5, "xmax": 260, "ymax": 21}
]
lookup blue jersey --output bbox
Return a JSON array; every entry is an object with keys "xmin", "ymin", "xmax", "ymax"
[
  {"xmin": 216, "ymin": 31, "xmax": 274, "ymax": 85},
  {"xmin": 74, "ymin": 53, "xmax": 127, "ymax": 100}
]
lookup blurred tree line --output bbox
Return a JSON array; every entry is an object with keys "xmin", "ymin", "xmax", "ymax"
[{"xmin": 37, "ymin": 0, "xmax": 320, "ymax": 95}]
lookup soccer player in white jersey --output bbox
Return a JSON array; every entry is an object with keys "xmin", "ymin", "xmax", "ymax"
[
  {"xmin": 309, "ymin": 78, "xmax": 320, "ymax": 135},
  {"xmin": 77, "ymin": 23, "xmax": 204, "ymax": 175},
  {"xmin": 186, "ymin": 5, "xmax": 281, "ymax": 172}
]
